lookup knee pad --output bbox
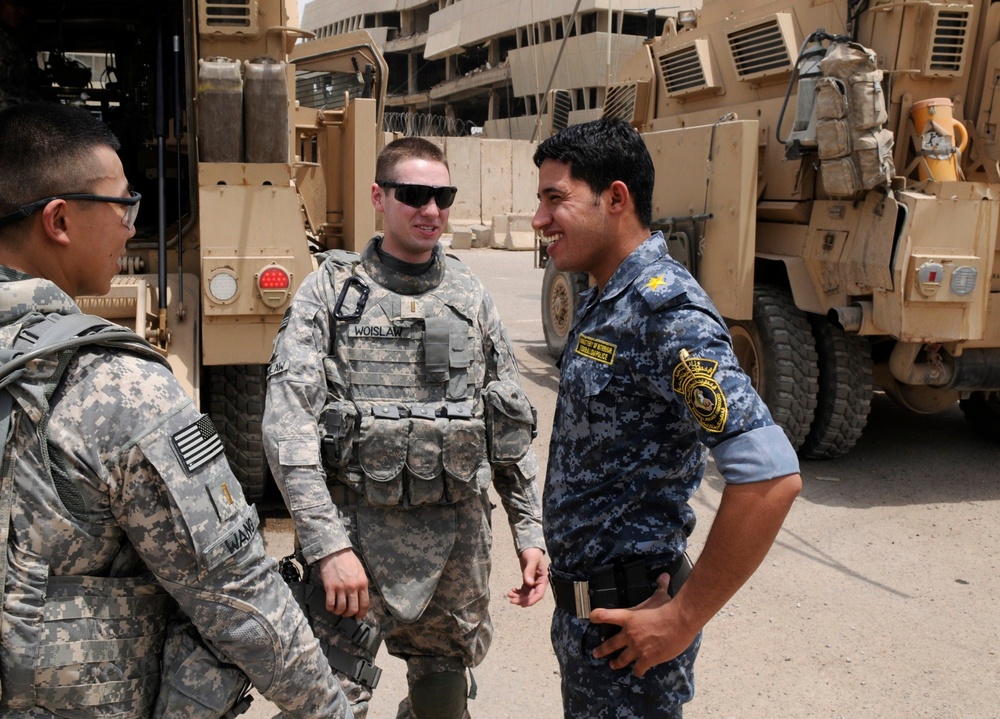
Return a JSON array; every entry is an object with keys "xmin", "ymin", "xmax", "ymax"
[{"xmin": 409, "ymin": 670, "xmax": 467, "ymax": 719}]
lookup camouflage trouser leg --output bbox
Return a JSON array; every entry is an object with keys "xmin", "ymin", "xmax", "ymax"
[
  {"xmin": 550, "ymin": 609, "xmax": 700, "ymax": 719},
  {"xmin": 309, "ymin": 493, "xmax": 493, "ymax": 719}
]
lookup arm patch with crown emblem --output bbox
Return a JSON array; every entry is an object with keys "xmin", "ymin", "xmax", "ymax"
[{"xmin": 671, "ymin": 348, "xmax": 728, "ymax": 433}]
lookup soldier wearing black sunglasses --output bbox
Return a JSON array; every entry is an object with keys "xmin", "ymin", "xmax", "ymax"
[
  {"xmin": 265, "ymin": 136, "xmax": 547, "ymax": 719},
  {"xmin": 376, "ymin": 180, "xmax": 458, "ymax": 210}
]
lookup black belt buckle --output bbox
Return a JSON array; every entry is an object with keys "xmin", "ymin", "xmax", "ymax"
[{"xmin": 357, "ymin": 660, "xmax": 382, "ymax": 690}]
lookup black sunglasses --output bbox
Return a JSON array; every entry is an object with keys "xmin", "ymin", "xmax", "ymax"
[
  {"xmin": 0, "ymin": 191, "xmax": 142, "ymax": 230},
  {"xmin": 377, "ymin": 181, "xmax": 458, "ymax": 210}
]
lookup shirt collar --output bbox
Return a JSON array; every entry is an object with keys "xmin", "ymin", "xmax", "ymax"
[{"xmin": 596, "ymin": 231, "xmax": 667, "ymax": 304}]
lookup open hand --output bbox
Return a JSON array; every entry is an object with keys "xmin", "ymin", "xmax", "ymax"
[{"xmin": 506, "ymin": 547, "xmax": 549, "ymax": 607}]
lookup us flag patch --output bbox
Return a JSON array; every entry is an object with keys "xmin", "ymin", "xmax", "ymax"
[{"xmin": 171, "ymin": 415, "xmax": 225, "ymax": 473}]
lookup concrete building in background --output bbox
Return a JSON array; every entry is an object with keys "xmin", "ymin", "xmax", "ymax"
[{"xmin": 300, "ymin": 0, "xmax": 700, "ymax": 139}]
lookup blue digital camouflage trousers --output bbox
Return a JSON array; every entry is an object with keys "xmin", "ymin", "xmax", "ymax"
[{"xmin": 551, "ymin": 609, "xmax": 700, "ymax": 718}]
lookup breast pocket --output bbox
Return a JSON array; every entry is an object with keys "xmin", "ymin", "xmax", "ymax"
[
  {"xmin": 580, "ymin": 364, "xmax": 617, "ymax": 446},
  {"xmin": 579, "ymin": 362, "xmax": 647, "ymax": 449}
]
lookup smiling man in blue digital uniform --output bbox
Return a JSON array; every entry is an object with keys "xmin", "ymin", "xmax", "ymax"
[{"xmin": 532, "ymin": 117, "xmax": 802, "ymax": 718}]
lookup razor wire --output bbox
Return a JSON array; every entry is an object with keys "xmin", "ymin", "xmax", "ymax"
[{"xmin": 382, "ymin": 111, "xmax": 481, "ymax": 137}]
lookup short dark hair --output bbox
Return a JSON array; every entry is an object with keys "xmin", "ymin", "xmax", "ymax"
[
  {"xmin": 0, "ymin": 103, "xmax": 121, "ymax": 227},
  {"xmin": 375, "ymin": 136, "xmax": 449, "ymax": 182},
  {"xmin": 533, "ymin": 118, "xmax": 654, "ymax": 227}
]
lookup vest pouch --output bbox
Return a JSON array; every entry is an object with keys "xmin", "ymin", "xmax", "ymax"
[
  {"xmin": 358, "ymin": 408, "xmax": 407, "ymax": 506},
  {"xmin": 848, "ymin": 71, "xmax": 887, "ymax": 130},
  {"xmin": 821, "ymin": 157, "xmax": 860, "ymax": 198},
  {"xmin": 154, "ymin": 617, "xmax": 249, "ymax": 719},
  {"xmin": 442, "ymin": 417, "xmax": 487, "ymax": 502},
  {"xmin": 31, "ymin": 574, "xmax": 172, "ymax": 717},
  {"xmin": 854, "ymin": 128, "xmax": 895, "ymax": 189},
  {"xmin": 406, "ymin": 409, "xmax": 446, "ymax": 506},
  {"xmin": 483, "ymin": 380, "xmax": 534, "ymax": 465},
  {"xmin": 816, "ymin": 118, "xmax": 851, "ymax": 160},
  {"xmin": 321, "ymin": 400, "xmax": 359, "ymax": 470},
  {"xmin": 814, "ymin": 77, "xmax": 847, "ymax": 120}
]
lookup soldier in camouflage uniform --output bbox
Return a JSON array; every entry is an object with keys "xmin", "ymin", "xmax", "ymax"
[
  {"xmin": 263, "ymin": 136, "xmax": 547, "ymax": 719},
  {"xmin": 0, "ymin": 102, "xmax": 350, "ymax": 718},
  {"xmin": 531, "ymin": 118, "xmax": 803, "ymax": 718}
]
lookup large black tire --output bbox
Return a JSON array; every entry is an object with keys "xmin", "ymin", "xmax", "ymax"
[
  {"xmin": 208, "ymin": 364, "xmax": 271, "ymax": 502},
  {"xmin": 959, "ymin": 391, "xmax": 1000, "ymax": 444},
  {"xmin": 541, "ymin": 262, "xmax": 588, "ymax": 358},
  {"xmin": 727, "ymin": 286, "xmax": 819, "ymax": 451},
  {"xmin": 800, "ymin": 318, "xmax": 874, "ymax": 459}
]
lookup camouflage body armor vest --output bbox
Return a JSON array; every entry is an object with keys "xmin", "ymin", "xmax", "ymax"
[
  {"xmin": 319, "ymin": 246, "xmax": 534, "ymax": 508},
  {"xmin": 0, "ymin": 280, "xmax": 173, "ymax": 718}
]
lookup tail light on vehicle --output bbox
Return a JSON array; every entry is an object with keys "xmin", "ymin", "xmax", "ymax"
[{"xmin": 258, "ymin": 264, "xmax": 292, "ymax": 307}]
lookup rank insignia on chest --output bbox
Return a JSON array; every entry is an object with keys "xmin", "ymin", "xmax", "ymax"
[
  {"xmin": 671, "ymin": 348, "xmax": 728, "ymax": 433},
  {"xmin": 575, "ymin": 333, "xmax": 616, "ymax": 365}
]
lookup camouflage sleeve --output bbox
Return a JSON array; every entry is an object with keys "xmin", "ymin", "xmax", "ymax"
[
  {"xmin": 262, "ymin": 270, "xmax": 353, "ymax": 563},
  {"xmin": 647, "ymin": 300, "xmax": 799, "ymax": 483},
  {"xmin": 492, "ymin": 449, "xmax": 546, "ymax": 553},
  {"xmin": 79, "ymin": 355, "xmax": 350, "ymax": 719},
  {"xmin": 479, "ymin": 289, "xmax": 546, "ymax": 554}
]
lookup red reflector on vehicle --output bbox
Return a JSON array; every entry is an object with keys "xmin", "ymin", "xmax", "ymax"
[{"xmin": 259, "ymin": 267, "xmax": 290, "ymax": 289}]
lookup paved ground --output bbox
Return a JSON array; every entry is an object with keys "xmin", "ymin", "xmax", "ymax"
[{"xmin": 248, "ymin": 244, "xmax": 1000, "ymax": 719}]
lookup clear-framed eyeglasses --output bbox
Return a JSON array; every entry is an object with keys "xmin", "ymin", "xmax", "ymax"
[{"xmin": 0, "ymin": 191, "xmax": 142, "ymax": 231}]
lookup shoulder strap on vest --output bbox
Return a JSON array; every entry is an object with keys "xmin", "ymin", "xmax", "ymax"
[
  {"xmin": 0, "ymin": 313, "xmax": 169, "ymax": 390},
  {"xmin": 443, "ymin": 253, "xmax": 469, "ymax": 271},
  {"xmin": 317, "ymin": 248, "xmax": 362, "ymax": 269}
]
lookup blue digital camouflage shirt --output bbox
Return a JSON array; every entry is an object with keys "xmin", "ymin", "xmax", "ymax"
[{"xmin": 544, "ymin": 232, "xmax": 799, "ymax": 580}]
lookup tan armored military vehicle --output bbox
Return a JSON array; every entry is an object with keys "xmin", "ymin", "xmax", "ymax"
[
  {"xmin": 21, "ymin": 0, "xmax": 386, "ymax": 499},
  {"xmin": 541, "ymin": 0, "xmax": 1000, "ymax": 457}
]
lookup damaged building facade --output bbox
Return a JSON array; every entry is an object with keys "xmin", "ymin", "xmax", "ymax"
[{"xmin": 301, "ymin": 0, "xmax": 701, "ymax": 138}]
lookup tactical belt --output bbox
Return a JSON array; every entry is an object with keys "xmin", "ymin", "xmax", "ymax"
[{"xmin": 550, "ymin": 553, "xmax": 693, "ymax": 619}]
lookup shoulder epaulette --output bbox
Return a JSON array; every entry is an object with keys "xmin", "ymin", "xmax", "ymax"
[{"xmin": 634, "ymin": 268, "xmax": 689, "ymax": 313}]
